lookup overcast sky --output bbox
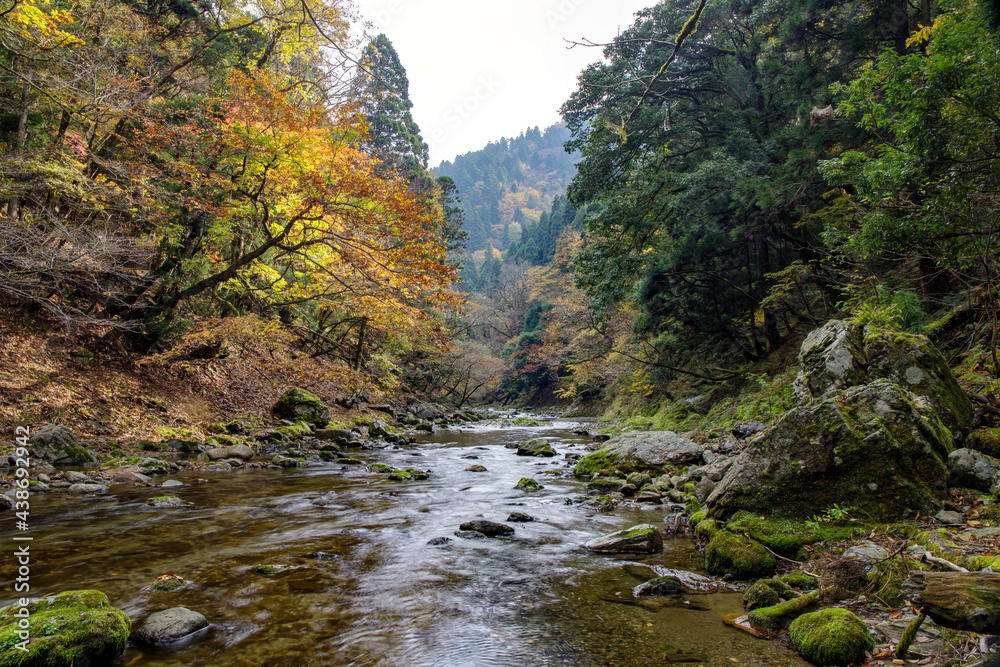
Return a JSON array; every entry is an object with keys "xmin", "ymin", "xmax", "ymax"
[{"xmin": 351, "ymin": 0, "xmax": 654, "ymax": 167}]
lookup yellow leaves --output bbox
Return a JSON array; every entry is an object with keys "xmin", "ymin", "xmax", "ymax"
[
  {"xmin": 7, "ymin": 0, "xmax": 81, "ymax": 48},
  {"xmin": 906, "ymin": 24, "xmax": 934, "ymax": 49}
]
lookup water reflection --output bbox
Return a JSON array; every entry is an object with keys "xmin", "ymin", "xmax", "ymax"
[{"xmin": 0, "ymin": 420, "xmax": 807, "ymax": 666}]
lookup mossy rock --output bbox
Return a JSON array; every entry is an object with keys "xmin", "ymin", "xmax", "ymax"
[
  {"xmin": 789, "ymin": 608, "xmax": 875, "ymax": 666},
  {"xmin": 272, "ymin": 388, "xmax": 330, "ymax": 427},
  {"xmin": 276, "ymin": 422, "xmax": 312, "ymax": 438},
  {"xmin": 147, "ymin": 496, "xmax": 191, "ymax": 508},
  {"xmin": 705, "ymin": 531, "xmax": 776, "ymax": 580},
  {"xmin": 252, "ymin": 564, "xmax": 287, "ymax": 575},
  {"xmin": 968, "ymin": 428, "xmax": 1000, "ymax": 458},
  {"xmin": 368, "ymin": 463, "xmax": 392, "ymax": 473},
  {"xmin": 689, "ymin": 511, "xmax": 707, "ymax": 526},
  {"xmin": 747, "ymin": 590, "xmax": 821, "ymax": 634},
  {"xmin": 586, "ymin": 478, "xmax": 623, "ymax": 494},
  {"xmin": 388, "ymin": 469, "xmax": 429, "ymax": 481},
  {"xmin": 511, "ymin": 417, "xmax": 542, "ymax": 426},
  {"xmin": 26, "ymin": 425, "xmax": 95, "ymax": 466},
  {"xmin": 726, "ymin": 511, "xmax": 854, "ymax": 558},
  {"xmin": 744, "ymin": 578, "xmax": 794, "ymax": 611},
  {"xmin": 0, "ymin": 590, "xmax": 130, "ymax": 666},
  {"xmin": 150, "ymin": 575, "xmax": 187, "ymax": 592},
  {"xmin": 515, "ymin": 478, "xmax": 543, "ymax": 491},
  {"xmin": 271, "ymin": 454, "xmax": 300, "ymax": 468},
  {"xmin": 694, "ymin": 518, "xmax": 719, "ymax": 541},
  {"xmin": 781, "ymin": 572, "xmax": 820, "ymax": 590}
]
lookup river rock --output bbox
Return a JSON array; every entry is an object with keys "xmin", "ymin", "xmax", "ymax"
[
  {"xmin": 507, "ymin": 511, "xmax": 536, "ymax": 522},
  {"xmin": 793, "ymin": 320, "xmax": 869, "ymax": 402},
  {"xmin": 459, "ymin": 520, "xmax": 514, "ymax": 537},
  {"xmin": 206, "ymin": 444, "xmax": 254, "ymax": 462},
  {"xmin": 574, "ymin": 431, "xmax": 703, "ymax": 477},
  {"xmin": 315, "ymin": 428, "xmax": 351, "ymax": 443},
  {"xmin": 842, "ymin": 540, "xmax": 889, "ymax": 575},
  {"xmin": 137, "ymin": 458, "xmax": 178, "ymax": 475},
  {"xmin": 272, "ymin": 388, "xmax": 330, "ymax": 427},
  {"xmin": 633, "ymin": 575, "xmax": 683, "ymax": 596},
  {"xmin": 271, "ymin": 454, "xmax": 300, "ymax": 468},
  {"xmin": 68, "ymin": 483, "xmax": 109, "ymax": 495},
  {"xmin": 65, "ymin": 470, "xmax": 89, "ymax": 483},
  {"xmin": 584, "ymin": 524, "xmax": 663, "ymax": 554},
  {"xmin": 948, "ymin": 448, "xmax": 1000, "ymax": 491},
  {"xmin": 789, "ymin": 608, "xmax": 875, "ymax": 667},
  {"xmin": 110, "ymin": 471, "xmax": 152, "ymax": 485},
  {"xmin": 133, "ymin": 607, "xmax": 209, "ymax": 644},
  {"xmin": 411, "ymin": 402, "xmax": 447, "ymax": 421},
  {"xmin": 454, "ymin": 530, "xmax": 487, "ymax": 540},
  {"xmin": 732, "ymin": 421, "xmax": 768, "ymax": 439},
  {"xmin": 516, "ymin": 439, "xmax": 556, "ymax": 457},
  {"xmin": 27, "ymin": 424, "xmax": 95, "ymax": 465},
  {"xmin": 0, "ymin": 590, "xmax": 130, "ymax": 665},
  {"xmin": 707, "ymin": 380, "xmax": 954, "ymax": 519}
]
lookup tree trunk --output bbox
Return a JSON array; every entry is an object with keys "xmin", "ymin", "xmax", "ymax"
[{"xmin": 354, "ymin": 318, "xmax": 367, "ymax": 371}]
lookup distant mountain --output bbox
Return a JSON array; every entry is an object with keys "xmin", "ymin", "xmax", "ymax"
[{"xmin": 434, "ymin": 124, "xmax": 580, "ymax": 261}]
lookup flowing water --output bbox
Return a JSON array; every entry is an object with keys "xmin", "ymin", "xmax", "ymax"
[{"xmin": 1, "ymin": 420, "xmax": 808, "ymax": 666}]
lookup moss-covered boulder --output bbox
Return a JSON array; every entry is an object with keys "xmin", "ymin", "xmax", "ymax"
[
  {"xmin": 585, "ymin": 524, "xmax": 663, "ymax": 554},
  {"xmin": 633, "ymin": 576, "xmax": 683, "ymax": 597},
  {"xmin": 747, "ymin": 591, "xmax": 821, "ymax": 633},
  {"xmin": 458, "ymin": 520, "xmax": 513, "ymax": 537},
  {"xmin": 967, "ymin": 428, "xmax": 1000, "ymax": 458},
  {"xmin": 789, "ymin": 608, "xmax": 875, "ymax": 666},
  {"xmin": 0, "ymin": 590, "xmax": 130, "ymax": 666},
  {"xmin": 862, "ymin": 325, "xmax": 973, "ymax": 431},
  {"xmin": 725, "ymin": 512, "xmax": 851, "ymax": 558},
  {"xmin": 514, "ymin": 477, "xmax": 543, "ymax": 491},
  {"xmin": 794, "ymin": 320, "xmax": 868, "ymax": 402},
  {"xmin": 704, "ymin": 531, "xmax": 775, "ymax": 580},
  {"xmin": 26, "ymin": 424, "xmax": 95, "ymax": 466},
  {"xmin": 694, "ymin": 518, "xmax": 719, "ymax": 541},
  {"xmin": 271, "ymin": 454, "xmax": 301, "ymax": 468},
  {"xmin": 516, "ymin": 439, "xmax": 556, "ymax": 457},
  {"xmin": 272, "ymin": 388, "xmax": 330, "ymax": 427},
  {"xmin": 708, "ymin": 381, "xmax": 954, "ymax": 520},
  {"xmin": 743, "ymin": 578, "xmax": 794, "ymax": 610},
  {"xmin": 573, "ymin": 431, "xmax": 702, "ymax": 478}
]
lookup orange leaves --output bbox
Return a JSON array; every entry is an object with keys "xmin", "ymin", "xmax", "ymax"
[{"xmin": 210, "ymin": 69, "xmax": 459, "ymax": 348}]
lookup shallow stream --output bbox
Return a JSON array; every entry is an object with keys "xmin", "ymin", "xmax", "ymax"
[{"xmin": 1, "ymin": 420, "xmax": 808, "ymax": 666}]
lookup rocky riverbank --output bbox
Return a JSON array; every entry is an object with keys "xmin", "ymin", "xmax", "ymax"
[{"xmin": 3, "ymin": 322, "xmax": 1000, "ymax": 666}]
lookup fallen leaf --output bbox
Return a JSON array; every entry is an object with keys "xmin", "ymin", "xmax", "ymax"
[{"xmin": 889, "ymin": 611, "xmax": 901, "ymax": 619}]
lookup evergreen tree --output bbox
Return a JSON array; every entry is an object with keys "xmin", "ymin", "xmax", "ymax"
[{"xmin": 351, "ymin": 34, "xmax": 429, "ymax": 177}]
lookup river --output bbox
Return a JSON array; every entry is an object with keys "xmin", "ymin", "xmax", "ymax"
[{"xmin": 1, "ymin": 419, "xmax": 808, "ymax": 666}]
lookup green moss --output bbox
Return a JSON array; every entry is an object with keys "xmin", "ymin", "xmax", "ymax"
[
  {"xmin": 789, "ymin": 608, "xmax": 875, "ymax": 666},
  {"xmin": 744, "ymin": 578, "xmax": 794, "ymax": 611},
  {"xmin": 572, "ymin": 447, "xmax": 666, "ymax": 478},
  {"xmin": 968, "ymin": 555, "xmax": 1000, "ymax": 571},
  {"xmin": 368, "ymin": 463, "xmax": 392, "ymax": 473},
  {"xmin": 252, "ymin": 564, "xmax": 286, "ymax": 575},
  {"xmin": 689, "ymin": 511, "xmax": 707, "ymax": 526},
  {"xmin": 681, "ymin": 482, "xmax": 697, "ymax": 495},
  {"xmin": 511, "ymin": 417, "xmax": 542, "ymax": 426},
  {"xmin": 747, "ymin": 591, "xmax": 821, "ymax": 633},
  {"xmin": 685, "ymin": 498, "xmax": 701, "ymax": 514},
  {"xmin": 515, "ymin": 477, "xmax": 543, "ymax": 491},
  {"xmin": 705, "ymin": 531, "xmax": 776, "ymax": 580},
  {"xmin": 586, "ymin": 478, "xmax": 624, "ymax": 494},
  {"xmin": 272, "ymin": 388, "xmax": 330, "ymax": 427},
  {"xmin": 154, "ymin": 426, "xmax": 201, "ymax": 439},
  {"xmin": 968, "ymin": 428, "xmax": 1000, "ymax": 458},
  {"xmin": 206, "ymin": 434, "xmax": 242, "ymax": 447},
  {"xmin": 726, "ymin": 511, "xmax": 856, "ymax": 558},
  {"xmin": 388, "ymin": 469, "xmax": 429, "ymax": 481},
  {"xmin": 780, "ymin": 572, "xmax": 820, "ymax": 590},
  {"xmin": 276, "ymin": 422, "xmax": 312, "ymax": 438},
  {"xmin": 694, "ymin": 518, "xmax": 719, "ymax": 541},
  {"xmin": 0, "ymin": 590, "xmax": 130, "ymax": 666}
]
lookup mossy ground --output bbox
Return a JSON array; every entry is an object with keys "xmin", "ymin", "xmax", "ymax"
[
  {"xmin": 0, "ymin": 590, "xmax": 130, "ymax": 666},
  {"xmin": 726, "ymin": 511, "xmax": 858, "ymax": 558}
]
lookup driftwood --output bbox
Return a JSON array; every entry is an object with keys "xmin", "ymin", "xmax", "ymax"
[
  {"xmin": 918, "ymin": 552, "xmax": 970, "ymax": 573},
  {"xmin": 904, "ymin": 572, "xmax": 1000, "ymax": 633}
]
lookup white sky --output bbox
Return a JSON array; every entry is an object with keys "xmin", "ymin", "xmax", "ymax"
[{"xmin": 350, "ymin": 0, "xmax": 654, "ymax": 167}]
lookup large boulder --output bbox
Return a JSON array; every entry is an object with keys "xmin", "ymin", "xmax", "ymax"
[
  {"xmin": 272, "ymin": 388, "xmax": 330, "ymax": 427},
  {"xmin": 794, "ymin": 320, "xmax": 868, "ymax": 402},
  {"xmin": 789, "ymin": 608, "xmax": 875, "ymax": 666},
  {"xmin": 708, "ymin": 321, "xmax": 971, "ymax": 521},
  {"xmin": 0, "ymin": 590, "xmax": 130, "ymax": 665},
  {"xmin": 516, "ymin": 439, "xmax": 556, "ymax": 457},
  {"xmin": 708, "ymin": 381, "xmax": 953, "ymax": 519},
  {"xmin": 574, "ymin": 431, "xmax": 702, "ymax": 477},
  {"xmin": 795, "ymin": 322, "xmax": 973, "ymax": 430},
  {"xmin": 27, "ymin": 424, "xmax": 95, "ymax": 465}
]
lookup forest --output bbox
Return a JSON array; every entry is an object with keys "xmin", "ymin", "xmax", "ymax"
[{"xmin": 3, "ymin": 0, "xmax": 1000, "ymax": 665}]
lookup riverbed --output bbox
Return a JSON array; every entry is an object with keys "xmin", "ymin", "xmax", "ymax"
[{"xmin": 1, "ymin": 420, "xmax": 808, "ymax": 666}]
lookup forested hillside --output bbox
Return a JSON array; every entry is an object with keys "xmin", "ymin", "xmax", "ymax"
[{"xmin": 434, "ymin": 124, "xmax": 579, "ymax": 268}]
